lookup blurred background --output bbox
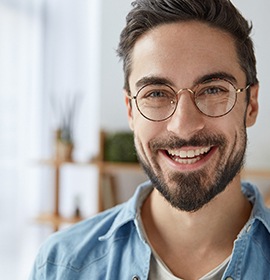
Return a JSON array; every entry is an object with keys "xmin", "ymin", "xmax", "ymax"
[{"xmin": 0, "ymin": 0, "xmax": 269, "ymax": 279}]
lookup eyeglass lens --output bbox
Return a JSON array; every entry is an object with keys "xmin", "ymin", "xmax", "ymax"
[{"xmin": 135, "ymin": 79, "xmax": 237, "ymax": 121}]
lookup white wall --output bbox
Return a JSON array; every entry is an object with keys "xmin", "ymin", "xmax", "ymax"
[
  {"xmin": 232, "ymin": 0, "xmax": 270, "ymax": 169},
  {"xmin": 44, "ymin": 0, "xmax": 101, "ymax": 162},
  {"xmin": 99, "ymin": 0, "xmax": 133, "ymax": 131},
  {"xmin": 99, "ymin": 0, "xmax": 270, "ymax": 169}
]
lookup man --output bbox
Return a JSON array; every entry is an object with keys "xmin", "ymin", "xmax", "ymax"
[{"xmin": 30, "ymin": 0, "xmax": 270, "ymax": 279}]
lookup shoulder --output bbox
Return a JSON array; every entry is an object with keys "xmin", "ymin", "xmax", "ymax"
[
  {"xmin": 30, "ymin": 182, "xmax": 153, "ymax": 278},
  {"xmin": 35, "ymin": 204, "xmax": 128, "ymax": 271}
]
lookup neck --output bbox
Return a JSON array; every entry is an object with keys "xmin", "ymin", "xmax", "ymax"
[{"xmin": 141, "ymin": 175, "xmax": 252, "ymax": 279}]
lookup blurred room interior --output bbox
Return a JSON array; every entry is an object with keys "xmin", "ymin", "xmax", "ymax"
[{"xmin": 0, "ymin": 0, "xmax": 270, "ymax": 279}]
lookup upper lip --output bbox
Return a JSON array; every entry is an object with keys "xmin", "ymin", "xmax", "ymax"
[{"xmin": 167, "ymin": 147, "xmax": 211, "ymax": 158}]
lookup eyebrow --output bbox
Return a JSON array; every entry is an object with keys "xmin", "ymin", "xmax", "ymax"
[
  {"xmin": 194, "ymin": 72, "xmax": 238, "ymax": 85},
  {"xmin": 135, "ymin": 76, "xmax": 173, "ymax": 89},
  {"xmin": 135, "ymin": 72, "xmax": 238, "ymax": 90}
]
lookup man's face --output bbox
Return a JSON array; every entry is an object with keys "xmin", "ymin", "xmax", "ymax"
[{"xmin": 126, "ymin": 21, "xmax": 258, "ymax": 212}]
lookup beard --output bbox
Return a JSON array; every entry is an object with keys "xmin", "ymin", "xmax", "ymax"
[{"xmin": 135, "ymin": 128, "xmax": 247, "ymax": 212}]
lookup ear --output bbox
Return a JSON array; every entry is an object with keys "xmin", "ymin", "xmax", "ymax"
[
  {"xmin": 245, "ymin": 84, "xmax": 259, "ymax": 127},
  {"xmin": 124, "ymin": 90, "xmax": 134, "ymax": 131}
]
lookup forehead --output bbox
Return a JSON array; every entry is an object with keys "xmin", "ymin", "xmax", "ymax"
[{"xmin": 129, "ymin": 21, "xmax": 245, "ymax": 90}]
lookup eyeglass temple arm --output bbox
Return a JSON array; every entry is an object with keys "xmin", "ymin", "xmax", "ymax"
[
  {"xmin": 237, "ymin": 84, "xmax": 250, "ymax": 93},
  {"xmin": 126, "ymin": 93, "xmax": 136, "ymax": 100}
]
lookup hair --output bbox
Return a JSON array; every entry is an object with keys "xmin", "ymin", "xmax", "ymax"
[{"xmin": 117, "ymin": 0, "xmax": 258, "ymax": 92}]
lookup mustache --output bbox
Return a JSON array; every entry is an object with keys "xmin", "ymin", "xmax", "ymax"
[{"xmin": 149, "ymin": 132, "xmax": 227, "ymax": 152}]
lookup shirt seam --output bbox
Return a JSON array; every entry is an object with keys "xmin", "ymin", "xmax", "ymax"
[{"xmin": 38, "ymin": 232, "xmax": 136, "ymax": 273}]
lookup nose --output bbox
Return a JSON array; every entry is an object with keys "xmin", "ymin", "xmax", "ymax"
[{"xmin": 166, "ymin": 89, "xmax": 205, "ymax": 138}]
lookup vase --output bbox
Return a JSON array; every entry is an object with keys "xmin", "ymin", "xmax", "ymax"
[{"xmin": 55, "ymin": 141, "xmax": 73, "ymax": 161}]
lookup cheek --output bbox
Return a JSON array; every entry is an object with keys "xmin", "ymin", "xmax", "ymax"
[
  {"xmin": 234, "ymin": 97, "xmax": 250, "ymax": 125},
  {"xmin": 218, "ymin": 98, "xmax": 247, "ymax": 127},
  {"xmin": 215, "ymin": 114, "xmax": 246, "ymax": 151},
  {"xmin": 132, "ymin": 116, "xmax": 163, "ymax": 149},
  {"xmin": 135, "ymin": 121, "xmax": 155, "ymax": 145}
]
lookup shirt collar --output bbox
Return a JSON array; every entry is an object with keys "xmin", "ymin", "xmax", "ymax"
[
  {"xmin": 98, "ymin": 181, "xmax": 153, "ymax": 241},
  {"xmin": 242, "ymin": 181, "xmax": 270, "ymax": 233},
  {"xmin": 99, "ymin": 180, "xmax": 270, "ymax": 240}
]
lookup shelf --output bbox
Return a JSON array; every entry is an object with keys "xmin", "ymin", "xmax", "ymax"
[
  {"xmin": 34, "ymin": 130, "xmax": 143, "ymax": 231},
  {"xmin": 35, "ymin": 213, "xmax": 83, "ymax": 229},
  {"xmin": 37, "ymin": 159, "xmax": 91, "ymax": 167},
  {"xmin": 91, "ymin": 160, "xmax": 141, "ymax": 173},
  {"xmin": 242, "ymin": 169, "xmax": 270, "ymax": 179},
  {"xmin": 35, "ymin": 158, "xmax": 142, "ymax": 230},
  {"xmin": 38, "ymin": 158, "xmax": 141, "ymax": 171}
]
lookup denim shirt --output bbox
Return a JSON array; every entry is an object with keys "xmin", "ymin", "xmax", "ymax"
[{"xmin": 29, "ymin": 181, "xmax": 270, "ymax": 280}]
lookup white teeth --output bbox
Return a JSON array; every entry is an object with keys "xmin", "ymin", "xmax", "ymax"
[
  {"xmin": 168, "ymin": 147, "xmax": 211, "ymax": 159},
  {"xmin": 179, "ymin": 150, "xmax": 187, "ymax": 157},
  {"xmin": 187, "ymin": 150, "xmax": 195, "ymax": 158},
  {"xmin": 174, "ymin": 157, "xmax": 200, "ymax": 164}
]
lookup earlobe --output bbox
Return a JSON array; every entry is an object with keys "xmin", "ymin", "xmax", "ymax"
[
  {"xmin": 124, "ymin": 90, "xmax": 134, "ymax": 131},
  {"xmin": 245, "ymin": 84, "xmax": 259, "ymax": 127}
]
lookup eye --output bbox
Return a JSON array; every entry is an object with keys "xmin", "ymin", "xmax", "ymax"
[
  {"xmin": 139, "ymin": 85, "xmax": 175, "ymax": 100},
  {"xmin": 204, "ymin": 86, "xmax": 223, "ymax": 95},
  {"xmin": 146, "ymin": 90, "xmax": 167, "ymax": 98},
  {"xmin": 196, "ymin": 85, "xmax": 228, "ymax": 97}
]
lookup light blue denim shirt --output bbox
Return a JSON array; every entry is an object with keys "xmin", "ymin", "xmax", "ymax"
[{"xmin": 29, "ymin": 181, "xmax": 270, "ymax": 280}]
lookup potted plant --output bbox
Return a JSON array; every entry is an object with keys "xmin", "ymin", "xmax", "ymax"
[{"xmin": 51, "ymin": 93, "xmax": 81, "ymax": 161}]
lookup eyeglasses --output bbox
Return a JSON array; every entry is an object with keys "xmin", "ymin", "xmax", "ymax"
[{"xmin": 127, "ymin": 78, "xmax": 250, "ymax": 121}]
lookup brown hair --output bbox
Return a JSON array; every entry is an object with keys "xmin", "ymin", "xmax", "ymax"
[{"xmin": 117, "ymin": 0, "xmax": 258, "ymax": 92}]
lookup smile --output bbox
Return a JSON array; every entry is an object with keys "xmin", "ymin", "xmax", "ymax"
[{"xmin": 166, "ymin": 147, "xmax": 211, "ymax": 164}]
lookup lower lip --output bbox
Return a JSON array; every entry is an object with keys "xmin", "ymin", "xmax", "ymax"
[{"xmin": 160, "ymin": 147, "xmax": 217, "ymax": 172}]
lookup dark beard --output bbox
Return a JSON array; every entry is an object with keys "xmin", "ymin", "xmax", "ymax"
[{"xmin": 136, "ymin": 130, "xmax": 247, "ymax": 212}]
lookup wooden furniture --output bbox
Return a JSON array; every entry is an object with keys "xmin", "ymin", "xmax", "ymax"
[
  {"xmin": 241, "ymin": 169, "xmax": 270, "ymax": 179},
  {"xmin": 35, "ymin": 131, "xmax": 142, "ymax": 231},
  {"xmin": 92, "ymin": 130, "xmax": 141, "ymax": 212},
  {"xmin": 36, "ymin": 159, "xmax": 86, "ymax": 231}
]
